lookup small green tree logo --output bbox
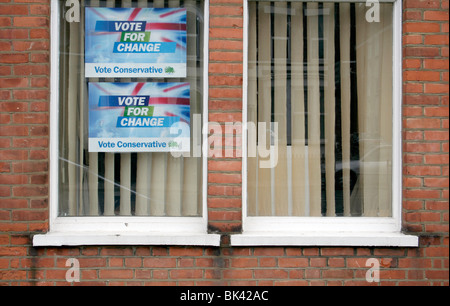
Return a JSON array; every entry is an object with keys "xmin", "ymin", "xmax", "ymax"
[{"xmin": 165, "ymin": 66, "xmax": 175, "ymax": 74}]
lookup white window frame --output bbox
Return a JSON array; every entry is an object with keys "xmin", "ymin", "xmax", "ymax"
[
  {"xmin": 33, "ymin": 0, "xmax": 220, "ymax": 247},
  {"xmin": 233, "ymin": 0, "xmax": 418, "ymax": 247}
]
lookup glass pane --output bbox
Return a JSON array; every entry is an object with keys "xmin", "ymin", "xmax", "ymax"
[
  {"xmin": 247, "ymin": 1, "xmax": 393, "ymax": 217},
  {"xmin": 58, "ymin": 0, "xmax": 204, "ymax": 217}
]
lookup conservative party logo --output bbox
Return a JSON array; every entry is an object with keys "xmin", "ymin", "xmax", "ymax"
[{"xmin": 85, "ymin": 7, "xmax": 187, "ymax": 78}]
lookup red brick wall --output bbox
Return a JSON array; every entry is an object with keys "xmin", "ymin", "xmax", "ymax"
[{"xmin": 0, "ymin": 0, "xmax": 448, "ymax": 286}]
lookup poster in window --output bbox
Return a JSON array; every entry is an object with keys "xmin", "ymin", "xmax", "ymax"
[
  {"xmin": 85, "ymin": 7, "xmax": 187, "ymax": 78},
  {"xmin": 88, "ymin": 82, "xmax": 190, "ymax": 153}
]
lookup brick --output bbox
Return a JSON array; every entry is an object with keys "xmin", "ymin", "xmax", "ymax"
[
  {"xmin": 0, "ymin": 29, "xmax": 28, "ymax": 40},
  {"xmin": 13, "ymin": 64, "xmax": 49, "ymax": 76},
  {"xmin": 0, "ymin": 101, "xmax": 28, "ymax": 112},
  {"xmin": 209, "ymin": 210, "xmax": 241, "ymax": 221},
  {"xmin": 208, "ymin": 112, "xmax": 242, "ymax": 122},
  {"xmin": 404, "ymin": 22, "xmax": 441, "ymax": 33},
  {"xmin": 208, "ymin": 173, "xmax": 242, "ymax": 184},
  {"xmin": 29, "ymin": 4, "xmax": 50, "ymax": 15},
  {"xmin": 231, "ymin": 258, "xmax": 258, "ymax": 268},
  {"xmin": 0, "ymin": 65, "xmax": 11, "ymax": 76},
  {"xmin": 142, "ymin": 258, "xmax": 176, "ymax": 268},
  {"xmin": 405, "ymin": 189, "xmax": 441, "ymax": 199},
  {"xmin": 424, "ymin": 131, "xmax": 449, "ymax": 141},
  {"xmin": 424, "ymin": 11, "xmax": 449, "ymax": 21},
  {"xmin": 30, "ymin": 28, "xmax": 50, "ymax": 39},
  {"xmin": 13, "ymin": 113, "xmax": 48, "ymax": 124},
  {"xmin": 209, "ymin": 39, "xmax": 243, "ymax": 50},
  {"xmin": 254, "ymin": 269, "xmax": 288, "ymax": 279},
  {"xmin": 13, "ymin": 137, "xmax": 48, "ymax": 148},
  {"xmin": 0, "ymin": 114, "xmax": 10, "ymax": 124},
  {"xmin": 405, "ymin": 118, "xmax": 441, "ymax": 129},
  {"xmin": 208, "ymin": 198, "xmax": 241, "ymax": 209},
  {"xmin": 100, "ymin": 248, "xmax": 133, "ymax": 256},
  {"xmin": 209, "ymin": 28, "xmax": 243, "ymax": 40},
  {"xmin": 209, "ymin": 63, "xmax": 243, "ymax": 75},
  {"xmin": 405, "ymin": 71, "xmax": 441, "ymax": 81},
  {"xmin": 0, "ymin": 91, "xmax": 11, "ymax": 101},
  {"xmin": 424, "ymin": 107, "xmax": 449, "ymax": 117},
  {"xmin": 424, "ymin": 178, "xmax": 449, "ymax": 188},
  {"xmin": 12, "ymin": 161, "xmax": 48, "ymax": 173},
  {"xmin": 404, "ymin": 0, "xmax": 441, "ymax": 9},
  {"xmin": 223, "ymin": 269, "xmax": 252, "ymax": 279},
  {"xmin": 99, "ymin": 269, "xmax": 133, "ymax": 279},
  {"xmin": 321, "ymin": 248, "xmax": 354, "ymax": 256},
  {"xmin": 169, "ymin": 269, "xmax": 203, "ymax": 279},
  {"xmin": 404, "ymin": 47, "xmax": 440, "ymax": 57},
  {"xmin": 0, "ymin": 162, "xmax": 10, "ymax": 173},
  {"xmin": 425, "ymin": 84, "xmax": 449, "ymax": 94},
  {"xmin": 168, "ymin": 247, "xmax": 203, "ymax": 256},
  {"xmin": 0, "ymin": 5, "xmax": 29, "ymax": 15},
  {"xmin": 13, "ymin": 17, "xmax": 48, "ymax": 27},
  {"xmin": 424, "ymin": 59, "xmax": 449, "ymax": 70},
  {"xmin": 322, "ymin": 269, "xmax": 354, "ymax": 279},
  {"xmin": 278, "ymin": 258, "xmax": 309, "ymax": 268},
  {"xmin": 209, "ymin": 74, "xmax": 243, "ymax": 86},
  {"xmin": 0, "ymin": 150, "xmax": 28, "ymax": 160},
  {"xmin": 0, "ymin": 17, "xmax": 11, "ymax": 27},
  {"xmin": 424, "ymin": 34, "xmax": 449, "ymax": 46},
  {"xmin": 404, "ymin": 143, "xmax": 441, "ymax": 153},
  {"xmin": 0, "ymin": 247, "xmax": 27, "ymax": 256},
  {"xmin": 0, "ymin": 78, "xmax": 28, "ymax": 89},
  {"xmin": 14, "ymin": 90, "xmax": 48, "ymax": 101},
  {"xmin": 210, "ymin": 17, "xmax": 243, "ymax": 28},
  {"xmin": 404, "ymin": 95, "xmax": 440, "ymax": 105},
  {"xmin": 12, "ymin": 186, "xmax": 47, "ymax": 197},
  {"xmin": 29, "ymin": 150, "xmax": 48, "ymax": 160},
  {"xmin": 12, "ymin": 210, "xmax": 47, "ymax": 221},
  {"xmin": 0, "ymin": 174, "xmax": 27, "ymax": 185},
  {"xmin": 403, "ymin": 34, "xmax": 422, "ymax": 45},
  {"xmin": 210, "ymin": 6, "xmax": 243, "ymax": 16}
]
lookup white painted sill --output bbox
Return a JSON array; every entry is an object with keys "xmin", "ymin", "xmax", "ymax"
[
  {"xmin": 230, "ymin": 232, "xmax": 419, "ymax": 247},
  {"xmin": 33, "ymin": 232, "xmax": 221, "ymax": 247}
]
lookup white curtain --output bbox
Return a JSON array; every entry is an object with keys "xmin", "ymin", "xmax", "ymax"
[
  {"xmin": 59, "ymin": 0, "xmax": 203, "ymax": 217},
  {"xmin": 247, "ymin": 1, "xmax": 393, "ymax": 217}
]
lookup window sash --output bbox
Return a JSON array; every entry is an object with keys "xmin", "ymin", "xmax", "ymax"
[
  {"xmin": 248, "ymin": 0, "xmax": 395, "ymax": 2},
  {"xmin": 46, "ymin": 0, "xmax": 210, "ymax": 235},
  {"xmin": 241, "ymin": 0, "xmax": 404, "ymax": 234}
]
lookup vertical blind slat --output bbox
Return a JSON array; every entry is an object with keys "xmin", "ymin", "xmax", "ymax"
[
  {"xmin": 306, "ymin": 2, "xmax": 322, "ymax": 217},
  {"xmin": 324, "ymin": 2, "xmax": 336, "ymax": 216},
  {"xmin": 67, "ymin": 21, "xmax": 80, "ymax": 216},
  {"xmin": 183, "ymin": 0, "xmax": 200, "ymax": 216},
  {"xmin": 378, "ymin": 3, "xmax": 393, "ymax": 217},
  {"xmin": 247, "ymin": 1, "xmax": 258, "ymax": 216},
  {"xmin": 85, "ymin": 0, "xmax": 99, "ymax": 217},
  {"xmin": 135, "ymin": 0, "xmax": 151, "ymax": 216},
  {"xmin": 339, "ymin": 2, "xmax": 351, "ymax": 216},
  {"xmin": 256, "ymin": 2, "xmax": 272, "ymax": 216},
  {"xmin": 273, "ymin": 1, "xmax": 289, "ymax": 216},
  {"xmin": 290, "ymin": 1, "xmax": 306, "ymax": 217}
]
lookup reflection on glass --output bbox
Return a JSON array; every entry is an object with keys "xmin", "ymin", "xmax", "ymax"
[
  {"xmin": 58, "ymin": 0, "xmax": 204, "ymax": 217},
  {"xmin": 247, "ymin": 1, "xmax": 393, "ymax": 217}
]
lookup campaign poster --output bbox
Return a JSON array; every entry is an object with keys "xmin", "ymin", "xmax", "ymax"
[
  {"xmin": 85, "ymin": 7, "xmax": 187, "ymax": 78},
  {"xmin": 88, "ymin": 82, "xmax": 190, "ymax": 153}
]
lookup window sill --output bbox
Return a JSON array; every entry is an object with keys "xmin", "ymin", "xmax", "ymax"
[
  {"xmin": 230, "ymin": 232, "xmax": 419, "ymax": 247},
  {"xmin": 33, "ymin": 232, "xmax": 221, "ymax": 247}
]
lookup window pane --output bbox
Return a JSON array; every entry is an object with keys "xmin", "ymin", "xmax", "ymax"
[
  {"xmin": 247, "ymin": 1, "xmax": 393, "ymax": 217},
  {"xmin": 58, "ymin": 0, "xmax": 204, "ymax": 217}
]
